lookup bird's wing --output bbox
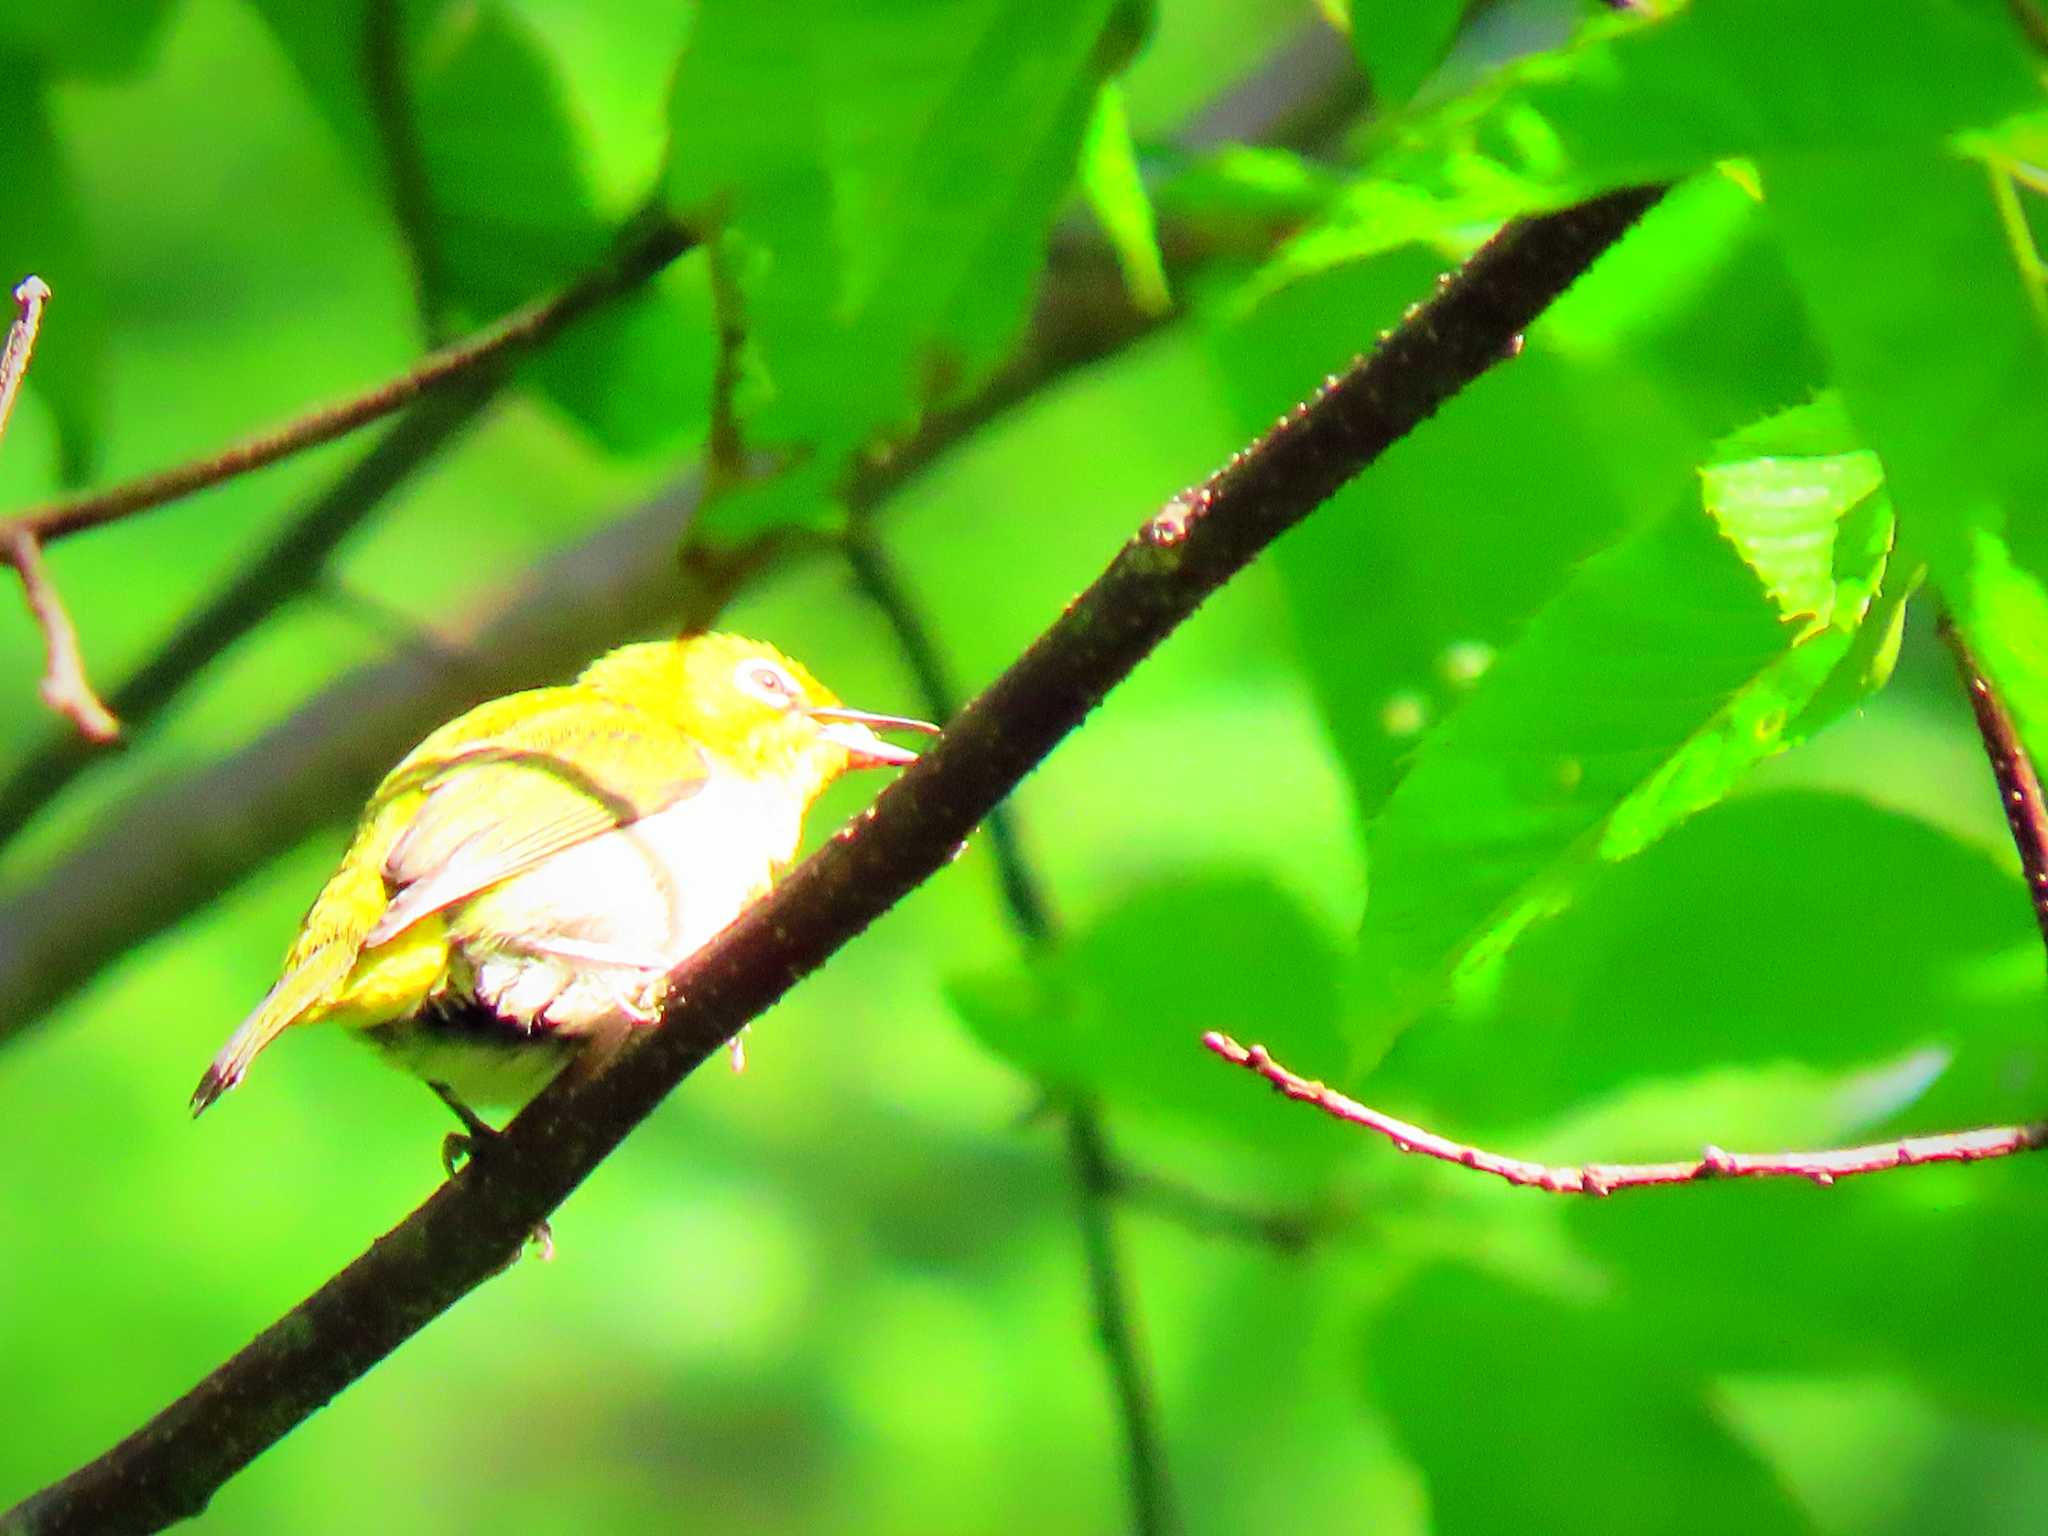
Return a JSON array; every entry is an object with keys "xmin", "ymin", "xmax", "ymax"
[{"xmin": 364, "ymin": 698, "xmax": 711, "ymax": 949}]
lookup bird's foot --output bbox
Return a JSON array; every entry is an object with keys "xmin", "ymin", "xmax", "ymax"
[{"xmin": 428, "ymin": 1080, "xmax": 555, "ymax": 1262}]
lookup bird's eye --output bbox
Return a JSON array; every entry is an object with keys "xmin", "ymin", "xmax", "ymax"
[{"xmin": 735, "ymin": 660, "xmax": 801, "ymax": 710}]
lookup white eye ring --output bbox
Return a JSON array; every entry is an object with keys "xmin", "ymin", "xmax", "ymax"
[{"xmin": 734, "ymin": 659, "xmax": 802, "ymax": 711}]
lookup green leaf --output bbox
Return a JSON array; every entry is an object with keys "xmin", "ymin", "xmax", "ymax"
[
  {"xmin": 1369, "ymin": 1264, "xmax": 1818, "ymax": 1535},
  {"xmin": 665, "ymin": 0, "xmax": 1116, "ymax": 469},
  {"xmin": 409, "ymin": 2, "xmax": 710, "ymax": 450},
  {"xmin": 246, "ymin": 0, "xmax": 712, "ymax": 453},
  {"xmin": 1350, "ymin": 0, "xmax": 1467, "ymax": 109},
  {"xmin": 1079, "ymin": 83, "xmax": 1171, "ymax": 317},
  {"xmin": 1227, "ymin": 175, "xmax": 1825, "ymax": 828},
  {"xmin": 1764, "ymin": 150, "xmax": 2048, "ymax": 588},
  {"xmin": 1367, "ymin": 0, "xmax": 2039, "ymax": 209},
  {"xmin": 1382, "ymin": 792, "xmax": 2039, "ymax": 1133},
  {"xmin": 1568, "ymin": 1169, "xmax": 2048, "ymax": 1426},
  {"xmin": 1360, "ymin": 0, "xmax": 2046, "ymax": 593},
  {"xmin": 1351, "ymin": 404, "xmax": 1896, "ymax": 1045},
  {"xmin": 948, "ymin": 875, "xmax": 1348, "ymax": 1168},
  {"xmin": 0, "ymin": 0, "xmax": 175, "ymax": 78},
  {"xmin": 0, "ymin": 61, "xmax": 104, "ymax": 483}
]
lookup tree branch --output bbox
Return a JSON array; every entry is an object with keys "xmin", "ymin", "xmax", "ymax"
[
  {"xmin": 1936, "ymin": 610, "xmax": 2048, "ymax": 955},
  {"xmin": 1, "ymin": 184, "xmax": 1665, "ymax": 1536},
  {"xmin": 0, "ymin": 276, "xmax": 120, "ymax": 742},
  {"xmin": 1202, "ymin": 1033, "xmax": 2048, "ymax": 1194},
  {"xmin": 0, "ymin": 211, "xmax": 696, "ymax": 549}
]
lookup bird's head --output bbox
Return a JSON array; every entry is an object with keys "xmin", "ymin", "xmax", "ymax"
[{"xmin": 579, "ymin": 634, "xmax": 939, "ymax": 794}]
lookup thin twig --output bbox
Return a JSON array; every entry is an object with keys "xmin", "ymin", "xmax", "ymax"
[
  {"xmin": 363, "ymin": 0, "xmax": 451, "ymax": 345},
  {"xmin": 704, "ymin": 232, "xmax": 748, "ymax": 491},
  {"xmin": 5, "ymin": 559, "xmax": 121, "ymax": 740},
  {"xmin": 0, "ymin": 183, "xmax": 1668, "ymax": 1536},
  {"xmin": 1109, "ymin": 1164, "xmax": 1322, "ymax": 1254},
  {"xmin": 839, "ymin": 522, "xmax": 1053, "ymax": 943},
  {"xmin": 0, "ymin": 212, "xmax": 696, "ymax": 548},
  {"xmin": 1202, "ymin": 1033, "xmax": 2048, "ymax": 1194},
  {"xmin": 839, "ymin": 522, "xmax": 1176, "ymax": 1532},
  {"xmin": 0, "ymin": 214, "xmax": 696, "ymax": 848},
  {"xmin": 0, "ymin": 378, "xmax": 497, "ymax": 844},
  {"xmin": 0, "ymin": 275, "xmax": 49, "ymax": 444},
  {"xmin": 6, "ymin": 530, "xmax": 120, "ymax": 743},
  {"xmin": 1936, "ymin": 610, "xmax": 2048, "ymax": 954},
  {"xmin": 1065, "ymin": 1111, "xmax": 1180, "ymax": 1536},
  {"xmin": 0, "ymin": 277, "xmax": 120, "ymax": 743}
]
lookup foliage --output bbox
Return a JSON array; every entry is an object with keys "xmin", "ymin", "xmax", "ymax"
[{"xmin": 0, "ymin": 0, "xmax": 2044, "ymax": 1532}]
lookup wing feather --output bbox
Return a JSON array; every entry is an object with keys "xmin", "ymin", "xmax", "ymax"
[{"xmin": 363, "ymin": 700, "xmax": 711, "ymax": 948}]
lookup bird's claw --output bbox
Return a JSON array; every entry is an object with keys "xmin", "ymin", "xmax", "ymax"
[{"xmin": 429, "ymin": 1080, "xmax": 554, "ymax": 1261}]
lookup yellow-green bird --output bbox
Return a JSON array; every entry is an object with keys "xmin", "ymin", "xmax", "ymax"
[{"xmin": 191, "ymin": 633, "xmax": 937, "ymax": 1119}]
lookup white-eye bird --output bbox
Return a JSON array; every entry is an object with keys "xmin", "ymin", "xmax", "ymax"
[{"xmin": 191, "ymin": 633, "xmax": 937, "ymax": 1118}]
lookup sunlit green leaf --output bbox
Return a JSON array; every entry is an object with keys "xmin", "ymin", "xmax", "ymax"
[
  {"xmin": 1382, "ymin": 792, "xmax": 2040, "ymax": 1132},
  {"xmin": 665, "ymin": 0, "xmax": 1116, "ymax": 469},
  {"xmin": 1764, "ymin": 151, "xmax": 2048, "ymax": 595},
  {"xmin": 1351, "ymin": 400, "xmax": 1897, "ymax": 1047},
  {"xmin": 1080, "ymin": 83, "xmax": 1172, "ymax": 317},
  {"xmin": 1229, "ymin": 175, "xmax": 1826, "ymax": 837},
  {"xmin": 1367, "ymin": 0, "xmax": 2038, "ymax": 209}
]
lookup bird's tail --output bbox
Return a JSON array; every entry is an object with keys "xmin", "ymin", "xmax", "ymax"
[{"xmin": 191, "ymin": 947, "xmax": 349, "ymax": 1115}]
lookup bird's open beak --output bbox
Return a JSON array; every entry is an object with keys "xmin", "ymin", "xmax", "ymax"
[{"xmin": 809, "ymin": 705, "xmax": 942, "ymax": 768}]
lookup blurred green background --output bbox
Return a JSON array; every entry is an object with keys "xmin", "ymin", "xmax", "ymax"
[{"xmin": 2, "ymin": 1, "xmax": 2046, "ymax": 1532}]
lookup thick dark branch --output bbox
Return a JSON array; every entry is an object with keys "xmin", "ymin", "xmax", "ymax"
[
  {"xmin": 0, "ymin": 212, "xmax": 696, "ymax": 548},
  {"xmin": 1205, "ymin": 1033, "xmax": 2048, "ymax": 1193},
  {"xmin": 1937, "ymin": 611, "xmax": 2048, "ymax": 955},
  {"xmin": 1, "ymin": 185, "xmax": 1664, "ymax": 1536}
]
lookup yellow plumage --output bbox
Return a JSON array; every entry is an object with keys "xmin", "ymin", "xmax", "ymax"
[{"xmin": 192, "ymin": 634, "xmax": 933, "ymax": 1115}]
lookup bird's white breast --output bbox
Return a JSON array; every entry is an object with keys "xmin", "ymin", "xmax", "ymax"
[{"xmin": 450, "ymin": 769, "xmax": 808, "ymax": 1034}]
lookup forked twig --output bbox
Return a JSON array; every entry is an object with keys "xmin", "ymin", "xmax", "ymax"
[{"xmin": 1, "ymin": 277, "xmax": 120, "ymax": 742}]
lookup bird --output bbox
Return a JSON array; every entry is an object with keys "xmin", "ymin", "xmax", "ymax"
[{"xmin": 190, "ymin": 632, "xmax": 938, "ymax": 1124}]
